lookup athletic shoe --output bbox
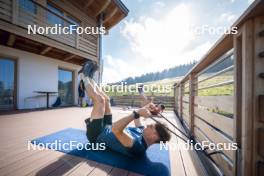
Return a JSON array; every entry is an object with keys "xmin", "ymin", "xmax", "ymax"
[{"xmin": 78, "ymin": 61, "xmax": 98, "ymax": 78}]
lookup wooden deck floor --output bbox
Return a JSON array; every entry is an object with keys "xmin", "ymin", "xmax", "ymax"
[{"xmin": 0, "ymin": 107, "xmax": 206, "ymax": 176}]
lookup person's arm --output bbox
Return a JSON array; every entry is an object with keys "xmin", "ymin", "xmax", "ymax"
[
  {"xmin": 134, "ymin": 118, "xmax": 143, "ymax": 127},
  {"xmin": 112, "ymin": 108, "xmax": 151, "ymax": 147},
  {"xmin": 112, "ymin": 113, "xmax": 135, "ymax": 147}
]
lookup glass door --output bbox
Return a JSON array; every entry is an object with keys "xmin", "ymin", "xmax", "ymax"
[
  {"xmin": 58, "ymin": 68, "xmax": 73, "ymax": 106},
  {"xmin": 0, "ymin": 58, "xmax": 16, "ymax": 110}
]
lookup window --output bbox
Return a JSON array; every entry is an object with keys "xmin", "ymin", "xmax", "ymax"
[
  {"xmin": 66, "ymin": 15, "xmax": 80, "ymax": 26},
  {"xmin": 47, "ymin": 3, "xmax": 63, "ymax": 25},
  {"xmin": 58, "ymin": 69, "xmax": 73, "ymax": 106},
  {"xmin": 0, "ymin": 58, "xmax": 15, "ymax": 110},
  {"xmin": 19, "ymin": 0, "xmax": 37, "ymax": 14}
]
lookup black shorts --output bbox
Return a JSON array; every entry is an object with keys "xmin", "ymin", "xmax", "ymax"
[{"xmin": 85, "ymin": 114, "xmax": 112, "ymax": 143}]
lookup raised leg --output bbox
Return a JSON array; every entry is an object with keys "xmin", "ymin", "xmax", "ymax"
[
  {"xmin": 89, "ymin": 79, "xmax": 112, "ymax": 116},
  {"xmin": 82, "ymin": 76, "xmax": 105, "ymax": 120}
]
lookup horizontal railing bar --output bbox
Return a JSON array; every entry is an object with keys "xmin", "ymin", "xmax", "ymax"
[
  {"xmin": 197, "ymin": 80, "xmax": 234, "ymax": 91},
  {"xmin": 196, "ymin": 65, "xmax": 234, "ymax": 84},
  {"xmin": 196, "ymin": 49, "xmax": 234, "ymax": 78}
]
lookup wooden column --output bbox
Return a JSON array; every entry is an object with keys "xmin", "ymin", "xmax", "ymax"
[
  {"xmin": 253, "ymin": 16, "xmax": 264, "ymax": 176},
  {"xmin": 240, "ymin": 19, "xmax": 254, "ymax": 176},
  {"xmin": 234, "ymin": 29, "xmax": 243, "ymax": 176}
]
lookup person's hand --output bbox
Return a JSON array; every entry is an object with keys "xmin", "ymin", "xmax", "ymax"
[
  {"xmin": 143, "ymin": 102, "xmax": 156, "ymax": 111},
  {"xmin": 136, "ymin": 108, "xmax": 152, "ymax": 118}
]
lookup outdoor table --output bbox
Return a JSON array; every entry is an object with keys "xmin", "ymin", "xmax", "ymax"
[{"xmin": 34, "ymin": 91, "xmax": 58, "ymax": 108}]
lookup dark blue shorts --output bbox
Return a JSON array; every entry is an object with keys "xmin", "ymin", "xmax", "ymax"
[{"xmin": 85, "ymin": 115, "xmax": 112, "ymax": 143}]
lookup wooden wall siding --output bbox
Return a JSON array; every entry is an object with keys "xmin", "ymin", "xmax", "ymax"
[
  {"xmin": 260, "ymin": 95, "xmax": 264, "ymax": 122},
  {"xmin": 254, "ymin": 16, "xmax": 264, "ymax": 176},
  {"xmin": 0, "ymin": 0, "xmax": 99, "ymax": 63},
  {"xmin": 258, "ymin": 129, "xmax": 264, "ymax": 158}
]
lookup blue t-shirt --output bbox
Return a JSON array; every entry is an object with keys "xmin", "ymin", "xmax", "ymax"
[{"xmin": 96, "ymin": 126, "xmax": 147, "ymax": 157}]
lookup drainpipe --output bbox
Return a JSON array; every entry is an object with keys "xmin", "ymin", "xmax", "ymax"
[{"xmin": 98, "ymin": 13, "xmax": 104, "ymax": 84}]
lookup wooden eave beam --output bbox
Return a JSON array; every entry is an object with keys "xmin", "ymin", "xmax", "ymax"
[
  {"xmin": 85, "ymin": 0, "xmax": 95, "ymax": 9},
  {"xmin": 104, "ymin": 7, "xmax": 118, "ymax": 23},
  {"xmin": 7, "ymin": 34, "xmax": 16, "ymax": 46},
  {"xmin": 105, "ymin": 13, "xmax": 125, "ymax": 30},
  {"xmin": 40, "ymin": 46, "xmax": 52, "ymax": 55},
  {"xmin": 64, "ymin": 54, "xmax": 75, "ymax": 61},
  {"xmin": 95, "ymin": 0, "xmax": 111, "ymax": 17}
]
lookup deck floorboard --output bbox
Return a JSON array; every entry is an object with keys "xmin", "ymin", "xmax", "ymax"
[{"xmin": 0, "ymin": 107, "xmax": 205, "ymax": 176}]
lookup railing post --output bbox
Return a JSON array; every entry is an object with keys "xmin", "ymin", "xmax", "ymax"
[
  {"xmin": 179, "ymin": 83, "xmax": 184, "ymax": 119},
  {"xmin": 76, "ymin": 34, "xmax": 79, "ymax": 49},
  {"xmin": 234, "ymin": 27, "xmax": 243, "ymax": 176},
  {"xmin": 36, "ymin": 0, "xmax": 46, "ymax": 27},
  {"xmin": 239, "ymin": 19, "xmax": 255, "ymax": 176},
  {"xmin": 12, "ymin": 0, "xmax": 18, "ymax": 24},
  {"xmin": 174, "ymin": 84, "xmax": 178, "ymax": 113},
  {"xmin": 189, "ymin": 73, "xmax": 196, "ymax": 137}
]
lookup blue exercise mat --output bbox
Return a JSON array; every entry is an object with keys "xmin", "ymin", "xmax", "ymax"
[{"xmin": 31, "ymin": 128, "xmax": 171, "ymax": 176}]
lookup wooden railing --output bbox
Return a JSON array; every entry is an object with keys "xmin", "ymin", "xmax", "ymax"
[
  {"xmin": 0, "ymin": 0, "xmax": 98, "ymax": 57},
  {"xmin": 174, "ymin": 1, "xmax": 264, "ymax": 175},
  {"xmin": 112, "ymin": 95, "xmax": 175, "ymax": 109},
  {"xmin": 175, "ymin": 50, "xmax": 235, "ymax": 176}
]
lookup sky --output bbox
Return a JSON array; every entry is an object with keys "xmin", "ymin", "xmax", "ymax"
[{"xmin": 102, "ymin": 0, "xmax": 255, "ymax": 83}]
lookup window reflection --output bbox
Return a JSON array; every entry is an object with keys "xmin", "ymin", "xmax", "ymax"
[
  {"xmin": 47, "ymin": 3, "xmax": 63, "ymax": 25},
  {"xmin": 0, "ymin": 58, "xmax": 15, "ymax": 110},
  {"xmin": 58, "ymin": 69, "xmax": 73, "ymax": 106}
]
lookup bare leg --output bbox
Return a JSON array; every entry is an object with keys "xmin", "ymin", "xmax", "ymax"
[
  {"xmin": 89, "ymin": 79, "xmax": 112, "ymax": 115},
  {"xmin": 79, "ymin": 97, "xmax": 83, "ymax": 106},
  {"xmin": 82, "ymin": 77, "xmax": 105, "ymax": 120}
]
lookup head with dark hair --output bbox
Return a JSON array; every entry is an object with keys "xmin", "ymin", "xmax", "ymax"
[
  {"xmin": 159, "ymin": 104, "xmax": 165, "ymax": 111},
  {"xmin": 155, "ymin": 123, "xmax": 171, "ymax": 142},
  {"xmin": 155, "ymin": 103, "xmax": 165, "ymax": 113},
  {"xmin": 143, "ymin": 122, "xmax": 171, "ymax": 145}
]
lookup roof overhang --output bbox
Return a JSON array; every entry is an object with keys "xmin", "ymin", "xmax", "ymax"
[{"xmin": 70, "ymin": 0, "xmax": 129, "ymax": 30}]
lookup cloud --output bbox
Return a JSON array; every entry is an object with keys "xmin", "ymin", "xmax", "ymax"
[
  {"xmin": 102, "ymin": 55, "xmax": 136, "ymax": 83},
  {"xmin": 248, "ymin": 0, "xmax": 254, "ymax": 4},
  {"xmin": 121, "ymin": 4, "xmax": 196, "ymax": 63},
  {"xmin": 218, "ymin": 12, "xmax": 236, "ymax": 23},
  {"xmin": 103, "ymin": 3, "xmax": 212, "ymax": 83},
  {"xmin": 153, "ymin": 1, "xmax": 166, "ymax": 9}
]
